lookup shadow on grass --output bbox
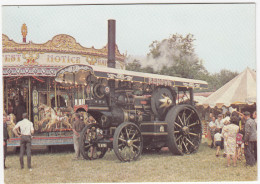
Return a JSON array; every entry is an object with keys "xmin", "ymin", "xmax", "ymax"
[{"xmin": 7, "ymin": 145, "xmax": 75, "ymax": 156}]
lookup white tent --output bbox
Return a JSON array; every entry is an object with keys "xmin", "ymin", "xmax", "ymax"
[{"xmin": 203, "ymin": 67, "xmax": 256, "ymax": 108}]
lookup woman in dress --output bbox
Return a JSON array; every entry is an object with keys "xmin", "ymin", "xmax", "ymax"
[{"xmin": 222, "ymin": 115, "xmax": 239, "ymax": 167}]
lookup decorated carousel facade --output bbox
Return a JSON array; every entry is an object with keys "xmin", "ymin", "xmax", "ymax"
[{"xmin": 2, "ymin": 24, "xmax": 126, "ymax": 133}]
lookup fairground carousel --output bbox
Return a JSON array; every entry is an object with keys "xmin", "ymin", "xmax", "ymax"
[{"xmin": 2, "ymin": 24, "xmax": 126, "ymax": 133}]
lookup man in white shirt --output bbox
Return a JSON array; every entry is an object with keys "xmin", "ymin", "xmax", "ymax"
[{"xmin": 13, "ymin": 113, "xmax": 34, "ymax": 171}]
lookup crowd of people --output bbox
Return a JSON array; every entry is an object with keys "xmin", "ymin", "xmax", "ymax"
[{"xmin": 208, "ymin": 110, "xmax": 257, "ymax": 167}]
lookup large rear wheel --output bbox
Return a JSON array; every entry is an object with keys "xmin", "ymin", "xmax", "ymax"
[
  {"xmin": 166, "ymin": 105, "xmax": 202, "ymax": 155},
  {"xmin": 113, "ymin": 122, "xmax": 143, "ymax": 162}
]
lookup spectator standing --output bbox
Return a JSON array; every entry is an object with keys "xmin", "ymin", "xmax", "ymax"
[
  {"xmin": 244, "ymin": 111, "xmax": 257, "ymax": 166},
  {"xmin": 208, "ymin": 116, "xmax": 216, "ymax": 148},
  {"xmin": 72, "ymin": 113, "xmax": 85, "ymax": 160},
  {"xmin": 222, "ymin": 116, "xmax": 239, "ymax": 167},
  {"xmin": 222, "ymin": 112, "xmax": 231, "ymax": 157},
  {"xmin": 3, "ymin": 113, "xmax": 10, "ymax": 169},
  {"xmin": 13, "ymin": 113, "xmax": 34, "ymax": 171},
  {"xmin": 214, "ymin": 129, "xmax": 222, "ymax": 157}
]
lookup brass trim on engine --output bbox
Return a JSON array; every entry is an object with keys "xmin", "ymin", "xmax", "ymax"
[
  {"xmin": 122, "ymin": 108, "xmax": 129, "ymax": 122},
  {"xmin": 141, "ymin": 132, "xmax": 168, "ymax": 136},
  {"xmin": 134, "ymin": 105, "xmax": 142, "ymax": 108},
  {"xmin": 88, "ymin": 106, "xmax": 109, "ymax": 110},
  {"xmin": 140, "ymin": 122, "xmax": 168, "ymax": 126}
]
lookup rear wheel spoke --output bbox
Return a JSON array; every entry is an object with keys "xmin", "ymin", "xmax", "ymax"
[
  {"xmin": 178, "ymin": 115, "xmax": 184, "ymax": 126},
  {"xmin": 187, "ymin": 121, "xmax": 199, "ymax": 128},
  {"xmin": 189, "ymin": 132, "xmax": 199, "ymax": 137},
  {"xmin": 185, "ymin": 137, "xmax": 195, "ymax": 147},
  {"xmin": 176, "ymin": 135, "xmax": 182, "ymax": 142},
  {"xmin": 174, "ymin": 122, "xmax": 182, "ymax": 128}
]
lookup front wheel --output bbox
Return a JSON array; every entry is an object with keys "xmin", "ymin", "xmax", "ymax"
[
  {"xmin": 79, "ymin": 124, "xmax": 107, "ymax": 160},
  {"xmin": 166, "ymin": 105, "xmax": 202, "ymax": 155},
  {"xmin": 113, "ymin": 122, "xmax": 143, "ymax": 162}
]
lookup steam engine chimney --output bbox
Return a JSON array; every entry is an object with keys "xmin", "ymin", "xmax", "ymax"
[{"xmin": 107, "ymin": 19, "xmax": 116, "ymax": 68}]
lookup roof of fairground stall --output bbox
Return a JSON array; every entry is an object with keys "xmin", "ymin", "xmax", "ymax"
[
  {"xmin": 2, "ymin": 33, "xmax": 126, "ymax": 77},
  {"xmin": 203, "ymin": 67, "xmax": 256, "ymax": 108}
]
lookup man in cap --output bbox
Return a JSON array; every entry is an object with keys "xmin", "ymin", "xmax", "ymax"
[{"xmin": 243, "ymin": 111, "xmax": 257, "ymax": 166}]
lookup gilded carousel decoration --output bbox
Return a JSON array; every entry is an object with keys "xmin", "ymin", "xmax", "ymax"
[{"xmin": 2, "ymin": 32, "xmax": 126, "ymax": 76}]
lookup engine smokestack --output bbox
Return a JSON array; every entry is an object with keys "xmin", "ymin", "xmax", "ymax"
[{"xmin": 107, "ymin": 19, "xmax": 116, "ymax": 68}]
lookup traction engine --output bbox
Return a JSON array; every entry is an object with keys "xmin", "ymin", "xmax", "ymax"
[{"xmin": 55, "ymin": 64, "xmax": 208, "ymax": 162}]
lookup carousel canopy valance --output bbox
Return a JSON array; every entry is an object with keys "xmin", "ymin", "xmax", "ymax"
[
  {"xmin": 55, "ymin": 64, "xmax": 208, "ymax": 89},
  {"xmin": 2, "ymin": 34, "xmax": 126, "ymax": 76}
]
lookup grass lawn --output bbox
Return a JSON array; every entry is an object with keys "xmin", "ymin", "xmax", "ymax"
[{"xmin": 4, "ymin": 139, "xmax": 258, "ymax": 183}]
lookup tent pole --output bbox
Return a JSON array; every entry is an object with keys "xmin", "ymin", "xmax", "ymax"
[
  {"xmin": 47, "ymin": 78, "xmax": 50, "ymax": 106},
  {"xmin": 55, "ymin": 81, "xmax": 57, "ymax": 109},
  {"xmin": 77, "ymin": 85, "xmax": 79, "ymax": 105},
  {"xmin": 82, "ymin": 85, "xmax": 85, "ymax": 102},
  {"xmin": 58, "ymin": 85, "xmax": 60, "ymax": 107}
]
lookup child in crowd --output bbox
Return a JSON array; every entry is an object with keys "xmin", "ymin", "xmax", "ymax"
[
  {"xmin": 214, "ymin": 129, "xmax": 222, "ymax": 157},
  {"xmin": 236, "ymin": 132, "xmax": 243, "ymax": 160}
]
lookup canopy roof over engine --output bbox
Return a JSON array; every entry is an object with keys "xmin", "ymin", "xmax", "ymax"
[{"xmin": 55, "ymin": 64, "xmax": 208, "ymax": 89}]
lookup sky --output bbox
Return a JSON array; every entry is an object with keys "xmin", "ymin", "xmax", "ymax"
[{"xmin": 1, "ymin": 3, "xmax": 256, "ymax": 74}]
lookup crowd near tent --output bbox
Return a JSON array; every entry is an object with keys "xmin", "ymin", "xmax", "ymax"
[{"xmin": 197, "ymin": 67, "xmax": 256, "ymax": 136}]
